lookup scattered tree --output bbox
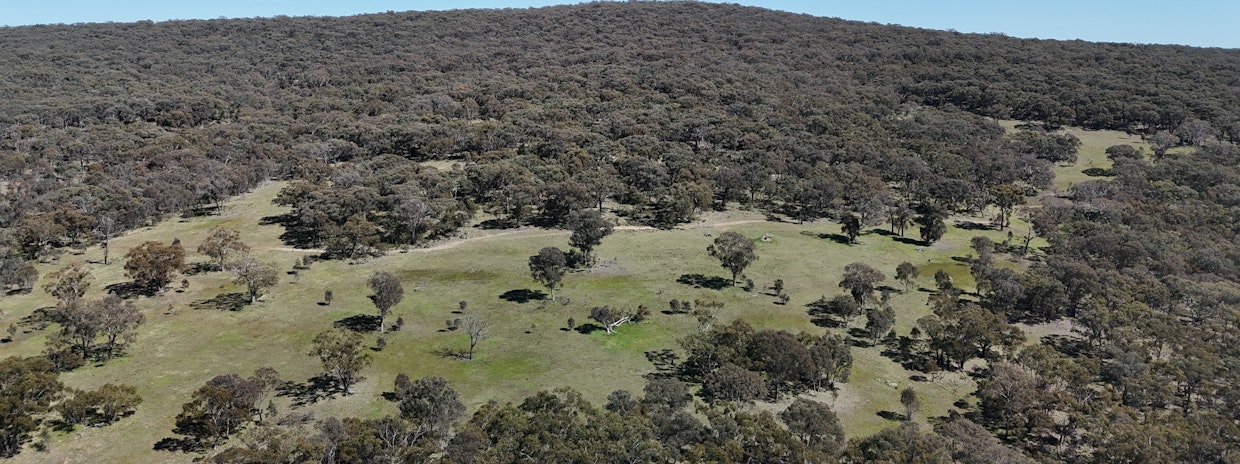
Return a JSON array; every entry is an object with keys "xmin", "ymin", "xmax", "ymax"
[
  {"xmin": 197, "ymin": 227, "xmax": 250, "ymax": 271},
  {"xmin": 895, "ymin": 262, "xmax": 919, "ymax": 292},
  {"xmin": 589, "ymin": 306, "xmax": 632, "ymax": 334},
  {"xmin": 367, "ymin": 271, "xmax": 404, "ymax": 333},
  {"xmin": 810, "ymin": 335, "xmax": 852, "ymax": 390},
  {"xmin": 842, "ymin": 214, "xmax": 861, "ymax": 244},
  {"xmin": 566, "ymin": 209, "xmax": 614, "ymax": 266},
  {"xmin": 49, "ymin": 300, "xmax": 103, "ymax": 360},
  {"xmin": 900, "ymin": 387, "xmax": 920, "ymax": 421},
  {"xmin": 934, "ymin": 269, "xmax": 954, "ymax": 291},
  {"xmin": 865, "ymin": 305, "xmax": 896, "ymax": 342},
  {"xmin": 889, "ymin": 203, "xmax": 914, "ymax": 236},
  {"xmin": 58, "ymin": 383, "xmax": 142, "ymax": 427},
  {"xmin": 917, "ymin": 211, "xmax": 947, "ymax": 245},
  {"xmin": 462, "ymin": 315, "xmax": 492, "ymax": 360},
  {"xmin": 93, "ymin": 295, "xmax": 144, "ymax": 359},
  {"xmin": 970, "ymin": 236, "xmax": 995, "ymax": 267},
  {"xmin": 123, "ymin": 240, "xmax": 187, "ymax": 291},
  {"xmin": 93, "ymin": 215, "xmax": 117, "ymax": 265},
  {"xmin": 230, "ymin": 257, "xmax": 279, "ymax": 304},
  {"xmin": 248, "ymin": 367, "xmax": 281, "ymax": 424},
  {"xmin": 43, "ymin": 263, "xmax": 93, "ymax": 307},
  {"xmin": 309, "ymin": 328, "xmax": 371, "ymax": 394},
  {"xmin": 528, "ymin": 247, "xmax": 567, "ymax": 301},
  {"xmin": 989, "ymin": 184, "xmax": 1025, "ymax": 230},
  {"xmin": 173, "ymin": 374, "xmax": 262, "ymax": 448},
  {"xmin": 0, "ymin": 259, "xmax": 39, "ymax": 294},
  {"xmin": 839, "ymin": 262, "xmax": 885, "ymax": 306},
  {"xmin": 707, "ymin": 231, "xmax": 758, "ymax": 285}
]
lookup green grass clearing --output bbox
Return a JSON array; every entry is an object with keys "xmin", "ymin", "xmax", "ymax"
[{"xmin": 3, "ymin": 123, "xmax": 1120, "ymax": 461}]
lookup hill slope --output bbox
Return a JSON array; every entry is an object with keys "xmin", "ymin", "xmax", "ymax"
[{"xmin": 2, "ymin": 3, "xmax": 1240, "ymax": 463}]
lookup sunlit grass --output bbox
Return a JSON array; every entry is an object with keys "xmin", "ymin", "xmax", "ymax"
[{"xmin": 3, "ymin": 130, "xmax": 1116, "ymax": 461}]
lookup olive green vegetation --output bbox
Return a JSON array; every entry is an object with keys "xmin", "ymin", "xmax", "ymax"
[{"xmin": 0, "ymin": 127, "xmax": 1121, "ymax": 462}]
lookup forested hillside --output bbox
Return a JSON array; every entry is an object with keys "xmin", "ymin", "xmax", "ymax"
[{"xmin": 1, "ymin": 2, "xmax": 1239, "ymax": 463}]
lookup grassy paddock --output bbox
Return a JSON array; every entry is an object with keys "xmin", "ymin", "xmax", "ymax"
[
  {"xmin": 2, "ymin": 190, "xmax": 998, "ymax": 462},
  {"xmin": 3, "ymin": 128, "xmax": 1119, "ymax": 461},
  {"xmin": 997, "ymin": 119, "xmax": 1152, "ymax": 193}
]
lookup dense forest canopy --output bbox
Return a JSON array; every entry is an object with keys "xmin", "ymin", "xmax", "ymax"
[
  {"xmin": 2, "ymin": 1, "xmax": 1238, "ymax": 235},
  {"xmin": 2, "ymin": 2, "xmax": 1240, "ymax": 463}
]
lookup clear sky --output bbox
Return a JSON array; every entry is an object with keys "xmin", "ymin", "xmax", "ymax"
[{"xmin": 4, "ymin": 1, "xmax": 1238, "ymax": 49}]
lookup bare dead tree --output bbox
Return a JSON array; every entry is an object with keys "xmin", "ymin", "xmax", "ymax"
[{"xmin": 463, "ymin": 315, "xmax": 492, "ymax": 360}]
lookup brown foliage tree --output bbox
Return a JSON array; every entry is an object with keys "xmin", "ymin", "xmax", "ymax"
[{"xmin": 124, "ymin": 240, "xmax": 187, "ymax": 291}]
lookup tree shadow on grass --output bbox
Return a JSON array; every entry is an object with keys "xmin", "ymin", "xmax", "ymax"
[
  {"xmin": 333, "ymin": 314, "xmax": 380, "ymax": 333},
  {"xmin": 20, "ymin": 307, "xmax": 55, "ymax": 327},
  {"xmin": 809, "ymin": 316, "xmax": 845, "ymax": 328},
  {"xmin": 476, "ymin": 218, "xmax": 520, "ymax": 230},
  {"xmin": 183, "ymin": 262, "xmax": 217, "ymax": 276},
  {"xmin": 893, "ymin": 236, "xmax": 924, "ymax": 246},
  {"xmin": 190, "ymin": 292, "xmax": 248, "ymax": 312},
  {"xmin": 800, "ymin": 230, "xmax": 851, "ymax": 244},
  {"xmin": 47, "ymin": 419, "xmax": 77, "ymax": 433},
  {"xmin": 574, "ymin": 323, "xmax": 604, "ymax": 334},
  {"xmin": 877, "ymin": 410, "xmax": 904, "ymax": 422},
  {"xmin": 153, "ymin": 437, "xmax": 200, "ymax": 453},
  {"xmin": 278, "ymin": 376, "xmax": 338, "ymax": 408},
  {"xmin": 1083, "ymin": 167, "xmax": 1112, "ymax": 177},
  {"xmin": 500, "ymin": 288, "xmax": 546, "ymax": 303},
  {"xmin": 956, "ymin": 221, "xmax": 992, "ymax": 231},
  {"xmin": 104, "ymin": 281, "xmax": 160, "ymax": 299},
  {"xmin": 847, "ymin": 333, "xmax": 871, "ymax": 346},
  {"xmin": 181, "ymin": 205, "xmax": 222, "ymax": 218},
  {"xmin": 644, "ymin": 349, "xmax": 680, "ymax": 378},
  {"xmin": 806, "ymin": 299, "xmax": 846, "ymax": 328},
  {"xmin": 431, "ymin": 347, "xmax": 470, "ymax": 360},
  {"xmin": 677, "ymin": 274, "xmax": 732, "ymax": 290},
  {"xmin": 818, "ymin": 233, "xmax": 852, "ymax": 245},
  {"xmin": 881, "ymin": 337, "xmax": 938, "ymax": 373},
  {"xmin": 261, "ymin": 213, "xmax": 323, "ymax": 250}
]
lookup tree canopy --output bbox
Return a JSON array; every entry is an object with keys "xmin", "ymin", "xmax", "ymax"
[{"xmin": 708, "ymin": 231, "xmax": 758, "ymax": 285}]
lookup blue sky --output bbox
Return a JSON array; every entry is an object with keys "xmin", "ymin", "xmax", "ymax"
[{"xmin": 4, "ymin": 1, "xmax": 1238, "ymax": 48}]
